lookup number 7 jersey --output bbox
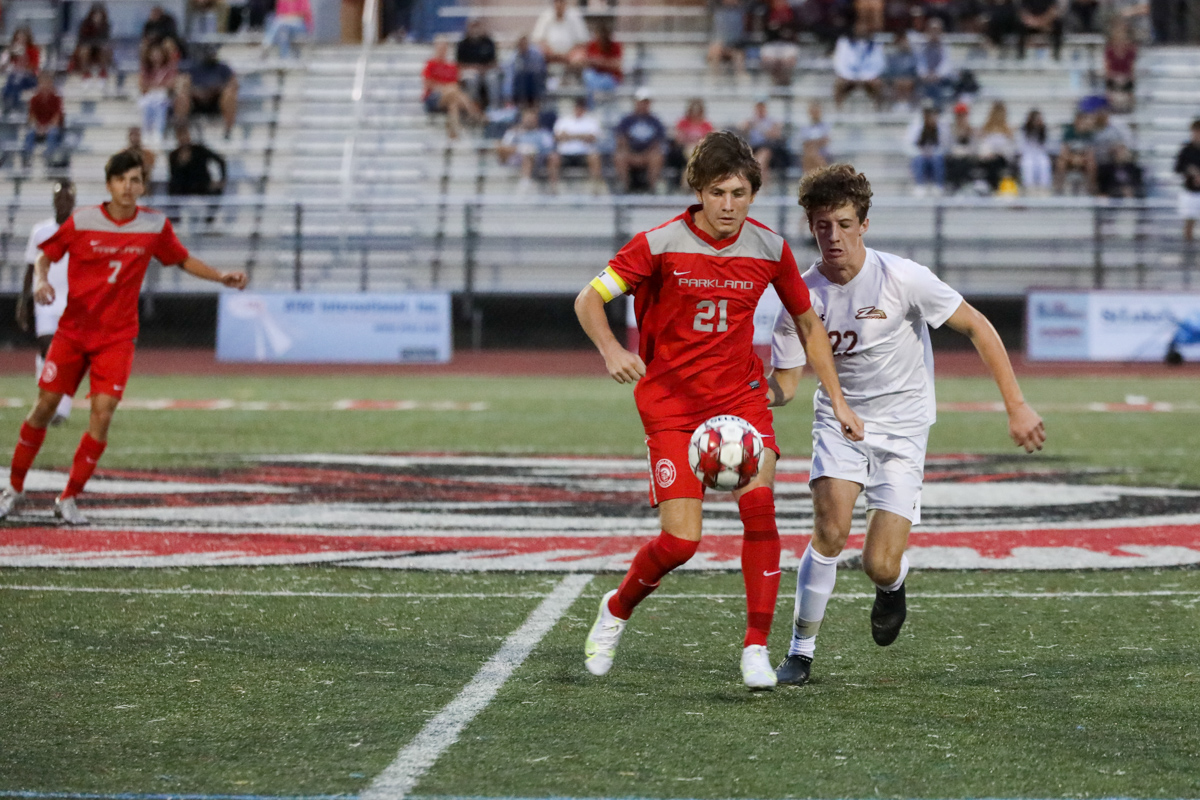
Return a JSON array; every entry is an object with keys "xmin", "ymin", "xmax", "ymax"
[
  {"xmin": 593, "ymin": 205, "xmax": 811, "ymax": 434},
  {"xmin": 38, "ymin": 205, "xmax": 190, "ymax": 349}
]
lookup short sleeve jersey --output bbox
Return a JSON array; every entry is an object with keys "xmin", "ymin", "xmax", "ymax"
[
  {"xmin": 25, "ymin": 218, "xmax": 69, "ymax": 321},
  {"xmin": 39, "ymin": 204, "xmax": 189, "ymax": 349},
  {"xmin": 592, "ymin": 206, "xmax": 812, "ymax": 434},
  {"xmin": 771, "ymin": 248, "xmax": 963, "ymax": 435}
]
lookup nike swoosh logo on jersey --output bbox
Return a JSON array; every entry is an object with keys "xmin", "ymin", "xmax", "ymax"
[
  {"xmin": 855, "ymin": 306, "xmax": 888, "ymax": 320},
  {"xmin": 673, "ymin": 270, "xmax": 691, "ymax": 276},
  {"xmin": 89, "ymin": 240, "xmax": 101, "ymax": 246},
  {"xmin": 763, "ymin": 570, "xmax": 782, "ymax": 577}
]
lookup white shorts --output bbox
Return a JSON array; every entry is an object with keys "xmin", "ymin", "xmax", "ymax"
[
  {"xmin": 809, "ymin": 419, "xmax": 928, "ymax": 524},
  {"xmin": 760, "ymin": 41, "xmax": 799, "ymax": 62},
  {"xmin": 1179, "ymin": 190, "xmax": 1200, "ymax": 221}
]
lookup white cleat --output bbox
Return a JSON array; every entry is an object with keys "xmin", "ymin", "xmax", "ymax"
[
  {"xmin": 584, "ymin": 589, "xmax": 627, "ymax": 676},
  {"xmin": 53, "ymin": 496, "xmax": 89, "ymax": 526},
  {"xmin": 0, "ymin": 486, "xmax": 24, "ymax": 520},
  {"xmin": 741, "ymin": 644, "xmax": 778, "ymax": 691}
]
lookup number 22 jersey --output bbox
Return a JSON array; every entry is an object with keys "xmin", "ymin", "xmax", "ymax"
[{"xmin": 592, "ymin": 205, "xmax": 812, "ymax": 434}]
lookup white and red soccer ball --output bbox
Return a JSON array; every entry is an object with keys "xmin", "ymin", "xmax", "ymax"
[{"xmin": 688, "ymin": 415, "xmax": 764, "ymax": 492}]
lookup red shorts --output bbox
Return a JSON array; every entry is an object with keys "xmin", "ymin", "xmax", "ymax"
[
  {"xmin": 645, "ymin": 405, "xmax": 779, "ymax": 507},
  {"xmin": 39, "ymin": 335, "xmax": 136, "ymax": 399}
]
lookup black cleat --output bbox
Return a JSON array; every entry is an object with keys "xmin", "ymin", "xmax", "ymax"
[
  {"xmin": 871, "ymin": 583, "xmax": 907, "ymax": 646},
  {"xmin": 775, "ymin": 654, "xmax": 813, "ymax": 686}
]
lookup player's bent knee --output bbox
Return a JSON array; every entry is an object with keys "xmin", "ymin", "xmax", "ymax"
[{"xmin": 862, "ymin": 555, "xmax": 900, "ymax": 587}]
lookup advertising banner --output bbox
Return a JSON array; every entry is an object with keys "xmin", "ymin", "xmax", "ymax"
[{"xmin": 1027, "ymin": 291, "xmax": 1200, "ymax": 362}]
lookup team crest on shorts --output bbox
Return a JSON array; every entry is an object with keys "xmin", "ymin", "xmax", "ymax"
[
  {"xmin": 655, "ymin": 458, "xmax": 677, "ymax": 488},
  {"xmin": 40, "ymin": 360, "xmax": 57, "ymax": 383}
]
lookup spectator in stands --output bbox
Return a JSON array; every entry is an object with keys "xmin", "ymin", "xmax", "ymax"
[
  {"xmin": 1055, "ymin": 108, "xmax": 1097, "ymax": 195},
  {"xmin": 582, "ymin": 23, "xmax": 623, "ymax": 107},
  {"xmin": 1017, "ymin": 0, "xmax": 1063, "ymax": 60},
  {"xmin": 497, "ymin": 106, "xmax": 554, "ymax": 193},
  {"xmin": 531, "ymin": 0, "xmax": 589, "ymax": 80},
  {"xmin": 983, "ymin": 0, "xmax": 1023, "ymax": 55},
  {"xmin": 139, "ymin": 43, "xmax": 177, "ymax": 145},
  {"xmin": 708, "ymin": 0, "xmax": 747, "ymax": 75},
  {"xmin": 798, "ymin": 100, "xmax": 831, "ymax": 174},
  {"xmin": 550, "ymin": 96, "xmax": 605, "ymax": 194},
  {"xmin": 1175, "ymin": 120, "xmax": 1200, "ymax": 243},
  {"xmin": 142, "ymin": 5, "xmax": 184, "ymax": 58},
  {"xmin": 505, "ymin": 35, "xmax": 548, "ymax": 109},
  {"xmin": 832, "ymin": 19, "xmax": 885, "ymax": 109},
  {"xmin": 168, "ymin": 125, "xmax": 226, "ymax": 224},
  {"xmin": 741, "ymin": 97, "xmax": 788, "ymax": 183},
  {"xmin": 2, "ymin": 27, "xmax": 40, "ymax": 115},
  {"xmin": 670, "ymin": 99, "xmax": 714, "ymax": 185},
  {"xmin": 1018, "ymin": 108, "xmax": 1053, "ymax": 194},
  {"xmin": 422, "ymin": 39, "xmax": 480, "ymax": 140},
  {"xmin": 906, "ymin": 103, "xmax": 948, "ymax": 195},
  {"xmin": 1069, "ymin": 0, "xmax": 1101, "ymax": 32},
  {"xmin": 760, "ymin": 0, "xmax": 801, "ymax": 86},
  {"xmin": 798, "ymin": 0, "xmax": 853, "ymax": 51},
  {"xmin": 945, "ymin": 101, "xmax": 979, "ymax": 193},
  {"xmin": 127, "ymin": 126, "xmax": 157, "ymax": 186},
  {"xmin": 1104, "ymin": 20, "xmax": 1138, "ymax": 113},
  {"xmin": 955, "ymin": 0, "xmax": 988, "ymax": 34},
  {"xmin": 21, "ymin": 72, "xmax": 63, "ymax": 171},
  {"xmin": 1091, "ymin": 100, "xmax": 1134, "ymax": 171},
  {"xmin": 855, "ymin": 0, "xmax": 885, "ymax": 31},
  {"xmin": 71, "ymin": 3, "xmax": 114, "ymax": 84},
  {"xmin": 1107, "ymin": 0, "xmax": 1153, "ymax": 44},
  {"xmin": 262, "ymin": 0, "xmax": 313, "ymax": 59},
  {"xmin": 884, "ymin": 29, "xmax": 919, "ymax": 111},
  {"xmin": 1098, "ymin": 143, "xmax": 1144, "ymax": 198},
  {"xmin": 176, "ymin": 46, "xmax": 239, "ymax": 139},
  {"xmin": 976, "ymin": 101, "xmax": 1016, "ymax": 191},
  {"xmin": 914, "ymin": 18, "xmax": 956, "ymax": 106},
  {"xmin": 457, "ymin": 19, "xmax": 498, "ymax": 110},
  {"xmin": 613, "ymin": 88, "xmax": 666, "ymax": 193},
  {"xmin": 921, "ymin": 0, "xmax": 957, "ymax": 31}
]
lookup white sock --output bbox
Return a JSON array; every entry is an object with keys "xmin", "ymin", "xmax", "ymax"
[
  {"xmin": 875, "ymin": 554, "xmax": 910, "ymax": 594},
  {"xmin": 789, "ymin": 543, "xmax": 839, "ymax": 656}
]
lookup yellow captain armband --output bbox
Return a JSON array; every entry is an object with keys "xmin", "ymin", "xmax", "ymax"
[{"xmin": 589, "ymin": 266, "xmax": 630, "ymax": 303}]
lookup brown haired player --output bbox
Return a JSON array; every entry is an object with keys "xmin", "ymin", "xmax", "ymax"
[
  {"xmin": 768, "ymin": 164, "xmax": 1045, "ymax": 686},
  {"xmin": 575, "ymin": 131, "xmax": 864, "ymax": 689},
  {"xmin": 0, "ymin": 149, "xmax": 247, "ymax": 525}
]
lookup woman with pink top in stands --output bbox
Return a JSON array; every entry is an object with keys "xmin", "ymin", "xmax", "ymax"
[{"xmin": 263, "ymin": 0, "xmax": 312, "ymax": 59}]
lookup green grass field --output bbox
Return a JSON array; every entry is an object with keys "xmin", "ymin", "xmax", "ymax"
[{"xmin": 2, "ymin": 371, "xmax": 1200, "ymax": 798}]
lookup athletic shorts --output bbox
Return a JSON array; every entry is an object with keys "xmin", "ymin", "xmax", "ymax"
[
  {"xmin": 39, "ymin": 335, "xmax": 136, "ymax": 400},
  {"xmin": 645, "ymin": 405, "xmax": 778, "ymax": 507},
  {"xmin": 809, "ymin": 418, "xmax": 928, "ymax": 524},
  {"xmin": 424, "ymin": 92, "xmax": 443, "ymax": 113},
  {"xmin": 1179, "ymin": 190, "xmax": 1200, "ymax": 221}
]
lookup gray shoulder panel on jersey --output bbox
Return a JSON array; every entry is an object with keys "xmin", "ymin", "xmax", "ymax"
[
  {"xmin": 73, "ymin": 206, "xmax": 167, "ymax": 235},
  {"xmin": 644, "ymin": 217, "xmax": 785, "ymax": 261}
]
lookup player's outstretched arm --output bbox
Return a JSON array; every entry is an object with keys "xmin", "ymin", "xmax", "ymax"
[
  {"xmin": 794, "ymin": 307, "xmax": 864, "ymax": 441},
  {"xmin": 944, "ymin": 300, "xmax": 1045, "ymax": 453},
  {"xmin": 574, "ymin": 284, "xmax": 645, "ymax": 384},
  {"xmin": 32, "ymin": 252, "xmax": 55, "ymax": 305},
  {"xmin": 767, "ymin": 366, "xmax": 801, "ymax": 408},
  {"xmin": 178, "ymin": 256, "xmax": 248, "ymax": 290}
]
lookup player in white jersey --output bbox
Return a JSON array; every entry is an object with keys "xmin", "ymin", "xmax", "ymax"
[
  {"xmin": 16, "ymin": 181, "xmax": 75, "ymax": 425},
  {"xmin": 767, "ymin": 165, "xmax": 1046, "ymax": 685}
]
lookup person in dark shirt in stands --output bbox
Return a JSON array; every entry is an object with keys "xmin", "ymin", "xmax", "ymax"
[
  {"xmin": 141, "ymin": 5, "xmax": 183, "ymax": 57},
  {"xmin": 1017, "ymin": 0, "xmax": 1062, "ymax": 59},
  {"xmin": 613, "ymin": 88, "xmax": 667, "ymax": 194},
  {"xmin": 1175, "ymin": 120, "xmax": 1200, "ymax": 243},
  {"xmin": 1097, "ymin": 144, "xmax": 1143, "ymax": 198},
  {"xmin": 456, "ymin": 19, "xmax": 498, "ymax": 110},
  {"xmin": 175, "ymin": 47, "xmax": 239, "ymax": 139},
  {"xmin": 22, "ymin": 72, "xmax": 64, "ymax": 170},
  {"xmin": 169, "ymin": 125, "xmax": 226, "ymax": 225}
]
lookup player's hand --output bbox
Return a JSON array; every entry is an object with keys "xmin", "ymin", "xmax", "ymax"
[
  {"xmin": 221, "ymin": 271, "xmax": 248, "ymax": 290},
  {"xmin": 1008, "ymin": 402, "xmax": 1045, "ymax": 453},
  {"xmin": 833, "ymin": 401, "xmax": 865, "ymax": 442},
  {"xmin": 602, "ymin": 346, "xmax": 646, "ymax": 384},
  {"xmin": 33, "ymin": 279, "xmax": 54, "ymax": 306}
]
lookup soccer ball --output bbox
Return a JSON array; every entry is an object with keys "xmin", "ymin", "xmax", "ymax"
[{"xmin": 688, "ymin": 415, "xmax": 764, "ymax": 492}]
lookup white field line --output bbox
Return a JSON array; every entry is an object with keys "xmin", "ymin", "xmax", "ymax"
[{"xmin": 361, "ymin": 573, "xmax": 593, "ymax": 800}]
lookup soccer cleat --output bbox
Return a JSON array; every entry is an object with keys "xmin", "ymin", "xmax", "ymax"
[
  {"xmin": 741, "ymin": 644, "xmax": 777, "ymax": 690},
  {"xmin": 0, "ymin": 486, "xmax": 24, "ymax": 520},
  {"xmin": 775, "ymin": 654, "xmax": 813, "ymax": 686},
  {"xmin": 53, "ymin": 496, "xmax": 89, "ymax": 526},
  {"xmin": 584, "ymin": 589, "xmax": 627, "ymax": 676},
  {"xmin": 871, "ymin": 583, "xmax": 907, "ymax": 646}
]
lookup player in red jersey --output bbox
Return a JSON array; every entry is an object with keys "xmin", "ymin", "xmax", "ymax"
[
  {"xmin": 0, "ymin": 149, "xmax": 248, "ymax": 525},
  {"xmin": 575, "ymin": 131, "xmax": 864, "ymax": 689}
]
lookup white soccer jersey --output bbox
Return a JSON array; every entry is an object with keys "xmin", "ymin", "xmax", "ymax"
[
  {"xmin": 24, "ymin": 217, "xmax": 69, "ymax": 336},
  {"xmin": 772, "ymin": 248, "xmax": 963, "ymax": 436}
]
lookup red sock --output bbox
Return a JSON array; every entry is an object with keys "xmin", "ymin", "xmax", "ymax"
[
  {"xmin": 10, "ymin": 421, "xmax": 48, "ymax": 493},
  {"xmin": 739, "ymin": 487, "xmax": 780, "ymax": 647},
  {"xmin": 62, "ymin": 433, "xmax": 106, "ymax": 499},
  {"xmin": 609, "ymin": 531, "xmax": 698, "ymax": 620}
]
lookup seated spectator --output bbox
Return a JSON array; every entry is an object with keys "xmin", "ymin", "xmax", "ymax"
[
  {"xmin": 141, "ymin": 5, "xmax": 184, "ymax": 58},
  {"xmin": 531, "ymin": 0, "xmax": 588, "ymax": 78},
  {"xmin": 1018, "ymin": 108, "xmax": 1053, "ymax": 194},
  {"xmin": 139, "ymin": 42, "xmax": 177, "ymax": 145},
  {"xmin": 127, "ymin": 126, "xmax": 157, "ymax": 186},
  {"xmin": 1106, "ymin": 0, "xmax": 1152, "ymax": 45},
  {"xmin": 955, "ymin": 0, "xmax": 987, "ymax": 33},
  {"xmin": 550, "ymin": 96, "xmax": 605, "ymax": 194},
  {"xmin": 505, "ymin": 35, "xmax": 547, "ymax": 109},
  {"xmin": 921, "ymin": 0, "xmax": 956, "ymax": 31},
  {"xmin": 21, "ymin": 72, "xmax": 63, "ymax": 170},
  {"xmin": 798, "ymin": 101, "xmax": 831, "ymax": 174},
  {"xmin": 1055, "ymin": 108, "xmax": 1097, "ymax": 195},
  {"xmin": 984, "ymin": 0, "xmax": 1022, "ymax": 54},
  {"xmin": 1098, "ymin": 143, "xmax": 1144, "ymax": 198},
  {"xmin": 457, "ymin": 19, "xmax": 499, "ymax": 110},
  {"xmin": 421, "ymin": 39, "xmax": 480, "ymax": 140},
  {"xmin": 884, "ymin": 29, "xmax": 919, "ymax": 110},
  {"xmin": 168, "ymin": 125, "xmax": 226, "ymax": 224},
  {"xmin": 976, "ymin": 100, "xmax": 1017, "ymax": 191},
  {"xmin": 906, "ymin": 103, "xmax": 948, "ymax": 195},
  {"xmin": 1104, "ymin": 21, "xmax": 1137, "ymax": 113},
  {"xmin": 669, "ymin": 98, "xmax": 714, "ymax": 185},
  {"xmin": 613, "ymin": 88, "xmax": 666, "ymax": 193},
  {"xmin": 1069, "ymin": 0, "xmax": 1101, "ymax": 32},
  {"xmin": 708, "ymin": 0, "xmax": 747, "ymax": 75},
  {"xmin": 832, "ymin": 20, "xmax": 885, "ymax": 109},
  {"xmin": 262, "ymin": 0, "xmax": 312, "ymax": 59},
  {"xmin": 797, "ymin": 0, "xmax": 852, "ymax": 51},
  {"xmin": 2, "ymin": 27, "xmax": 40, "ymax": 115},
  {"xmin": 175, "ymin": 46, "xmax": 238, "ymax": 139},
  {"xmin": 191, "ymin": 0, "xmax": 221, "ymax": 37},
  {"xmin": 496, "ymin": 107, "xmax": 555, "ymax": 194},
  {"xmin": 913, "ymin": 18, "xmax": 955, "ymax": 106},
  {"xmin": 741, "ymin": 97, "xmax": 789, "ymax": 182},
  {"xmin": 1018, "ymin": 0, "xmax": 1063, "ymax": 60},
  {"xmin": 946, "ymin": 101, "xmax": 979, "ymax": 192},
  {"xmin": 760, "ymin": 0, "xmax": 801, "ymax": 86},
  {"xmin": 1090, "ymin": 100, "xmax": 1134, "ymax": 169},
  {"xmin": 582, "ymin": 23, "xmax": 622, "ymax": 107},
  {"xmin": 71, "ymin": 3, "xmax": 114, "ymax": 83}
]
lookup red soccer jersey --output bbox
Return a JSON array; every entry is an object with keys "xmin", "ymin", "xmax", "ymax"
[
  {"xmin": 597, "ymin": 205, "xmax": 812, "ymax": 434},
  {"xmin": 423, "ymin": 59, "xmax": 459, "ymax": 99},
  {"xmin": 39, "ymin": 204, "xmax": 189, "ymax": 349}
]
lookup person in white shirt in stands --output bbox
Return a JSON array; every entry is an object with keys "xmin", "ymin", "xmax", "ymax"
[
  {"xmin": 767, "ymin": 164, "xmax": 1045, "ymax": 687},
  {"xmin": 832, "ymin": 19, "xmax": 886, "ymax": 109},
  {"xmin": 550, "ymin": 96, "xmax": 605, "ymax": 194},
  {"xmin": 531, "ymin": 0, "xmax": 589, "ymax": 80}
]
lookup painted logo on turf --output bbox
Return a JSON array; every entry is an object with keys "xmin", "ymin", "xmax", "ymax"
[{"xmin": 655, "ymin": 458, "xmax": 677, "ymax": 488}]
